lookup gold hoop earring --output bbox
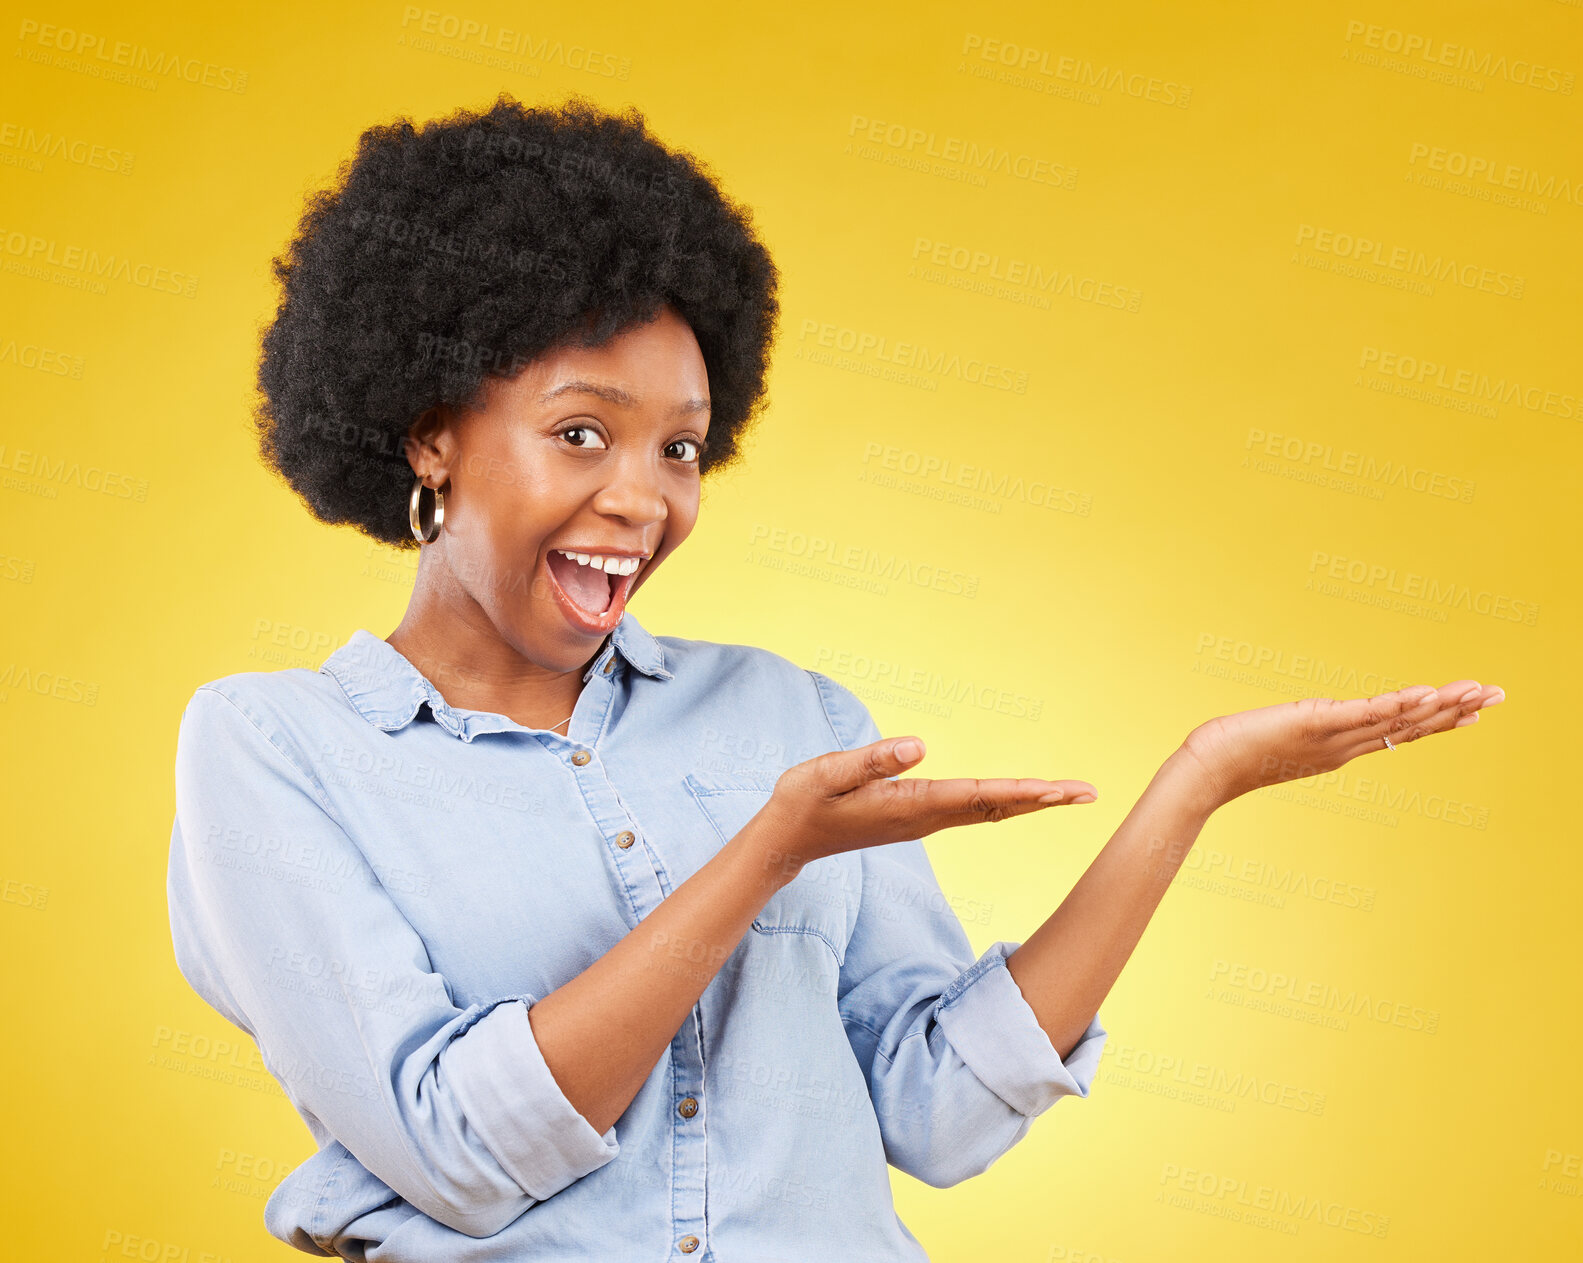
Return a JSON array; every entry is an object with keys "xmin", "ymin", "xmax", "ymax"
[{"xmin": 409, "ymin": 475, "xmax": 445, "ymax": 543}]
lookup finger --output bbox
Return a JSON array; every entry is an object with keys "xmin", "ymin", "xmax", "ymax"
[
  {"xmin": 892, "ymin": 776, "xmax": 1099, "ymax": 828},
  {"xmin": 1305, "ymin": 683, "xmax": 1439, "ymax": 739},
  {"xmin": 1342, "ymin": 682, "xmax": 1451, "ymax": 757},
  {"xmin": 1453, "ymin": 683, "xmax": 1506, "ymax": 727},
  {"xmin": 1408, "ymin": 680, "xmax": 1504, "ymax": 740},
  {"xmin": 1351, "ymin": 679, "xmax": 1504, "ymax": 756},
  {"xmin": 817, "ymin": 736, "xmax": 930, "ymax": 796},
  {"xmin": 1037, "ymin": 781, "xmax": 1101, "ymax": 805}
]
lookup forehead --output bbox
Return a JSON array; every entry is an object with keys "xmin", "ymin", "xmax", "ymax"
[{"xmin": 508, "ymin": 308, "xmax": 709, "ymax": 408}]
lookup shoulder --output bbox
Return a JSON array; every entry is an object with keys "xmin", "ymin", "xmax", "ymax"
[
  {"xmin": 651, "ymin": 631, "xmax": 799, "ymax": 680},
  {"xmin": 649, "ymin": 632, "xmax": 875, "ymax": 748},
  {"xmin": 174, "ymin": 666, "xmax": 356, "ymax": 786},
  {"xmin": 649, "ymin": 631, "xmax": 828, "ymax": 697},
  {"xmin": 182, "ymin": 663, "xmax": 346, "ymax": 729}
]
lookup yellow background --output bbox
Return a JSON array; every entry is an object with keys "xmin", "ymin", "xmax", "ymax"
[{"xmin": 2, "ymin": 0, "xmax": 1577, "ymax": 1258}]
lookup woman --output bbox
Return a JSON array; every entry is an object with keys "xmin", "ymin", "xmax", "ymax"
[{"xmin": 167, "ymin": 94, "xmax": 1504, "ymax": 1260}]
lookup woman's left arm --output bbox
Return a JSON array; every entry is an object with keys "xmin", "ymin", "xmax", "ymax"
[
  {"xmin": 1006, "ymin": 679, "xmax": 1505, "ymax": 1060},
  {"xmin": 1004, "ymin": 749, "xmax": 1218, "ymax": 1060}
]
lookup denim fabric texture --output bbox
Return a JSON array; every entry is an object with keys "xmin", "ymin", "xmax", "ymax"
[{"xmin": 166, "ymin": 613, "xmax": 1107, "ymax": 1260}]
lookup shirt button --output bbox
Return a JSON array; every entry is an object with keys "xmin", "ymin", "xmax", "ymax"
[
  {"xmin": 602, "ymin": 659, "xmax": 615, "ymax": 674},
  {"xmin": 571, "ymin": 749, "xmax": 592, "ymax": 766},
  {"xmin": 677, "ymin": 1096, "xmax": 698, "ymax": 1118},
  {"xmin": 678, "ymin": 1237, "xmax": 700, "ymax": 1253},
  {"xmin": 616, "ymin": 831, "xmax": 635, "ymax": 849}
]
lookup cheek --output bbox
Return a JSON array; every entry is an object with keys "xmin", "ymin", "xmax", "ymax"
[
  {"xmin": 448, "ymin": 460, "xmax": 566, "ymax": 600},
  {"xmin": 455, "ymin": 445, "xmax": 565, "ymax": 531},
  {"xmin": 671, "ymin": 485, "xmax": 703, "ymax": 535}
]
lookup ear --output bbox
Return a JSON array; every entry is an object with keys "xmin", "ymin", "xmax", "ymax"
[{"xmin": 403, "ymin": 405, "xmax": 456, "ymax": 485}]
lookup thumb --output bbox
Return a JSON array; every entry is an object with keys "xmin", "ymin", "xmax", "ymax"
[{"xmin": 820, "ymin": 736, "xmax": 926, "ymax": 795}]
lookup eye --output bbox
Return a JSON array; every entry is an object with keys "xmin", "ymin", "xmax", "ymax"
[
  {"xmin": 559, "ymin": 425, "xmax": 608, "ymax": 451},
  {"xmin": 667, "ymin": 438, "xmax": 705, "ymax": 463}
]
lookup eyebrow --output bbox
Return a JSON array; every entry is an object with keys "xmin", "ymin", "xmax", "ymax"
[{"xmin": 538, "ymin": 378, "xmax": 710, "ymax": 416}]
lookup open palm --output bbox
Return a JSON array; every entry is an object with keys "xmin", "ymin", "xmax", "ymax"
[{"xmin": 1178, "ymin": 679, "xmax": 1506, "ymax": 808}]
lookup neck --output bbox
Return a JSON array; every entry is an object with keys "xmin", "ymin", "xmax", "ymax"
[{"xmin": 386, "ymin": 569, "xmax": 601, "ymax": 730}]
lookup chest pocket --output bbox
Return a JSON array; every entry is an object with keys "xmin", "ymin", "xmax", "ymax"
[{"xmin": 682, "ymin": 771, "xmax": 861, "ymax": 967}]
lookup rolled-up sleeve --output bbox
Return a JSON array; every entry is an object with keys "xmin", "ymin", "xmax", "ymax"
[
  {"xmin": 808, "ymin": 670, "xmax": 1108, "ymax": 1189},
  {"xmin": 166, "ymin": 686, "xmax": 620, "ymax": 1238}
]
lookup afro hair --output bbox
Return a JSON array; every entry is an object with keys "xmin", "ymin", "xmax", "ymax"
[{"xmin": 253, "ymin": 92, "xmax": 781, "ymax": 547}]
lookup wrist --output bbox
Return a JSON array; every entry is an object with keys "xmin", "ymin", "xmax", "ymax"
[
  {"xmin": 1157, "ymin": 745, "xmax": 1228, "ymax": 820},
  {"xmin": 732, "ymin": 808, "xmax": 807, "ymax": 894}
]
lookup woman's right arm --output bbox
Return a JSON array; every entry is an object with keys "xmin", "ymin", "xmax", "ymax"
[
  {"xmin": 170, "ymin": 687, "xmax": 1080, "ymax": 1235},
  {"xmin": 172, "ymin": 686, "xmax": 624, "ymax": 1239},
  {"xmin": 527, "ymin": 733, "xmax": 1093, "ymax": 1137},
  {"xmin": 524, "ymin": 806, "xmax": 799, "ymax": 1136}
]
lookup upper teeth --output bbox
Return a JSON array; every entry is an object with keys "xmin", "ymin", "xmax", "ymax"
[{"xmin": 554, "ymin": 549, "xmax": 643, "ymax": 576}]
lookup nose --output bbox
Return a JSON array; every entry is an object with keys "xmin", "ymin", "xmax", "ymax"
[{"xmin": 591, "ymin": 449, "xmax": 668, "ymax": 528}]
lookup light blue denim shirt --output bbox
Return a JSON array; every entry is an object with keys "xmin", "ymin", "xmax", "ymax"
[{"xmin": 166, "ymin": 612, "xmax": 1107, "ymax": 1261}]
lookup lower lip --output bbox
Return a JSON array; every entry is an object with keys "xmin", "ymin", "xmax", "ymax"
[{"xmin": 543, "ymin": 554, "xmax": 642, "ymax": 635}]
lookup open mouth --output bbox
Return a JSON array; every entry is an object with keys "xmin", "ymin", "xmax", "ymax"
[{"xmin": 543, "ymin": 549, "xmax": 645, "ymax": 633}]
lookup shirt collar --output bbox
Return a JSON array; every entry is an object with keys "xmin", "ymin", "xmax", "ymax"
[{"xmin": 320, "ymin": 611, "xmax": 673, "ymax": 734}]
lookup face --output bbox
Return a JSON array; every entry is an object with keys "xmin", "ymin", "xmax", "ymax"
[{"xmin": 403, "ymin": 303, "xmax": 711, "ymax": 670}]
